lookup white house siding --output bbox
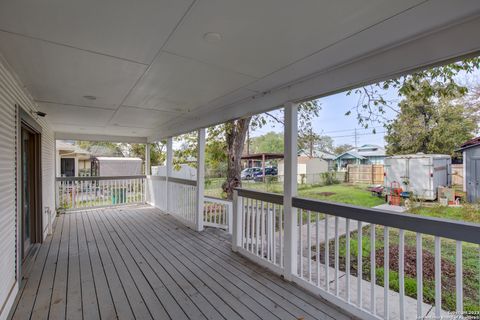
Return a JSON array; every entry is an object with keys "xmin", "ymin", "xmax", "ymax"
[{"xmin": 0, "ymin": 55, "xmax": 56, "ymax": 320}]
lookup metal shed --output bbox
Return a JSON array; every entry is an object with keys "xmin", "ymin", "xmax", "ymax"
[
  {"xmin": 384, "ymin": 154, "xmax": 451, "ymax": 201},
  {"xmin": 458, "ymin": 137, "xmax": 480, "ymax": 203}
]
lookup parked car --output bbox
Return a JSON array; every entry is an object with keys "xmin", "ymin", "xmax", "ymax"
[
  {"xmin": 253, "ymin": 167, "xmax": 278, "ymax": 182},
  {"xmin": 241, "ymin": 167, "xmax": 262, "ymax": 180}
]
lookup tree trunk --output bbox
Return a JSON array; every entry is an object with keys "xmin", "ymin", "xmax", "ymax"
[{"xmin": 222, "ymin": 118, "xmax": 250, "ymax": 199}]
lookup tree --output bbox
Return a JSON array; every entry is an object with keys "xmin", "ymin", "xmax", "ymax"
[
  {"xmin": 385, "ymin": 83, "xmax": 479, "ymax": 155},
  {"xmin": 250, "ymin": 132, "xmax": 284, "ymax": 154},
  {"xmin": 76, "ymin": 140, "xmax": 123, "ymax": 156},
  {"xmin": 221, "ymin": 101, "xmax": 321, "ymax": 198},
  {"xmin": 345, "ymin": 57, "xmax": 480, "ymax": 154},
  {"xmin": 333, "ymin": 144, "xmax": 354, "ymax": 155},
  {"xmin": 298, "ymin": 129, "xmax": 334, "ymax": 157},
  {"xmin": 123, "ymin": 142, "xmax": 166, "ymax": 166}
]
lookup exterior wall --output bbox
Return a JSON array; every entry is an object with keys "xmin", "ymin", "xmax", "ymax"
[
  {"xmin": 0, "ymin": 55, "xmax": 56, "ymax": 320},
  {"xmin": 305, "ymin": 158, "xmax": 328, "ymax": 175},
  {"xmin": 465, "ymin": 146, "xmax": 480, "ymax": 202},
  {"xmin": 364, "ymin": 156, "xmax": 385, "ymax": 165}
]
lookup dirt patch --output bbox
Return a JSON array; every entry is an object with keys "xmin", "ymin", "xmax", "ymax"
[
  {"xmin": 318, "ymin": 192, "xmax": 336, "ymax": 197},
  {"xmin": 311, "ymin": 243, "xmax": 477, "ymax": 307}
]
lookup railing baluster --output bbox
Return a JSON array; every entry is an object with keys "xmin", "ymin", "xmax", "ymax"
[
  {"xmin": 299, "ymin": 209, "xmax": 304, "ymax": 277},
  {"xmin": 273, "ymin": 204, "xmax": 276, "ymax": 264},
  {"xmin": 308, "ymin": 210, "xmax": 312, "ymax": 282},
  {"xmin": 334, "ymin": 216, "xmax": 339, "ymax": 295},
  {"xmin": 256, "ymin": 200, "xmax": 260, "ymax": 256},
  {"xmin": 325, "ymin": 214, "xmax": 329, "ymax": 292},
  {"xmin": 399, "ymin": 229, "xmax": 405, "ymax": 320},
  {"xmin": 435, "ymin": 236, "xmax": 441, "ymax": 318},
  {"xmin": 266, "ymin": 202, "xmax": 271, "ymax": 261},
  {"xmin": 280, "ymin": 205, "xmax": 283, "ymax": 268},
  {"xmin": 316, "ymin": 212, "xmax": 320, "ymax": 287},
  {"xmin": 384, "ymin": 226, "xmax": 389, "ymax": 320},
  {"xmin": 357, "ymin": 221, "xmax": 363, "ymax": 308},
  {"xmin": 416, "ymin": 233, "xmax": 423, "ymax": 318},
  {"xmin": 246, "ymin": 199, "xmax": 251, "ymax": 252},
  {"xmin": 370, "ymin": 223, "xmax": 376, "ymax": 314},
  {"xmin": 260, "ymin": 201, "xmax": 265, "ymax": 258},
  {"xmin": 241, "ymin": 196, "xmax": 245, "ymax": 248},
  {"xmin": 456, "ymin": 240, "xmax": 463, "ymax": 313},
  {"xmin": 346, "ymin": 218, "xmax": 351, "ymax": 303}
]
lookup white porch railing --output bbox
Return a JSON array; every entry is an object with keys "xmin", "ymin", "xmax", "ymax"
[
  {"xmin": 56, "ymin": 175, "xmax": 146, "ymax": 210},
  {"xmin": 233, "ymin": 188, "xmax": 480, "ymax": 320},
  {"xmin": 203, "ymin": 196, "xmax": 232, "ymax": 232},
  {"xmin": 168, "ymin": 177, "xmax": 197, "ymax": 227},
  {"xmin": 145, "ymin": 175, "xmax": 167, "ymax": 211},
  {"xmin": 233, "ymin": 189, "xmax": 285, "ymax": 274},
  {"xmin": 146, "ymin": 175, "xmax": 198, "ymax": 228}
]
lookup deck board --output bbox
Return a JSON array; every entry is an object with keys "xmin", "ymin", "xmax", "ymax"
[{"xmin": 9, "ymin": 205, "xmax": 354, "ymax": 320}]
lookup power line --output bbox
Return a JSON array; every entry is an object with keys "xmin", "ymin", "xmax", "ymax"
[
  {"xmin": 321, "ymin": 126, "xmax": 384, "ymax": 134},
  {"xmin": 329, "ymin": 131, "xmax": 386, "ymax": 139}
]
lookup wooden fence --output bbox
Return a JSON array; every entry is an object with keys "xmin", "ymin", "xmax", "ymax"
[
  {"xmin": 451, "ymin": 164, "xmax": 463, "ymax": 186},
  {"xmin": 346, "ymin": 164, "xmax": 384, "ymax": 184}
]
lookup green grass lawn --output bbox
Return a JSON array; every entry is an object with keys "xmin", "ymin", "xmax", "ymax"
[
  {"xmin": 206, "ymin": 178, "xmax": 480, "ymax": 311},
  {"xmin": 409, "ymin": 204, "xmax": 480, "ymax": 224},
  {"xmin": 298, "ymin": 184, "xmax": 385, "ymax": 207},
  {"xmin": 206, "ymin": 179, "xmax": 385, "ymax": 207}
]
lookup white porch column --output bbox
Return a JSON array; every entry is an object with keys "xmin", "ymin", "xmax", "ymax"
[
  {"xmin": 196, "ymin": 128, "xmax": 206, "ymax": 232},
  {"xmin": 166, "ymin": 137, "xmax": 173, "ymax": 212},
  {"xmin": 145, "ymin": 143, "xmax": 151, "ymax": 175},
  {"xmin": 283, "ymin": 102, "xmax": 298, "ymax": 280}
]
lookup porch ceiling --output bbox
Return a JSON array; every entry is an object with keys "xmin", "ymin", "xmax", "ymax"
[{"xmin": 0, "ymin": 1, "xmax": 479, "ymax": 140}]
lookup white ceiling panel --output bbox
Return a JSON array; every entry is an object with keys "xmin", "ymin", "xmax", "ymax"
[
  {"xmin": 124, "ymin": 52, "xmax": 256, "ymax": 111},
  {"xmin": 164, "ymin": 0, "xmax": 423, "ymax": 78},
  {"xmin": 37, "ymin": 103, "xmax": 114, "ymax": 127},
  {"xmin": 0, "ymin": 0, "xmax": 193, "ymax": 64},
  {"xmin": 105, "ymin": 126, "xmax": 153, "ymax": 137},
  {"xmin": 0, "ymin": 31, "xmax": 146, "ymax": 109},
  {"xmin": 52, "ymin": 124, "xmax": 108, "ymax": 136},
  {"xmin": 245, "ymin": 0, "xmax": 480, "ymax": 94},
  {"xmin": 110, "ymin": 106, "xmax": 180, "ymax": 129}
]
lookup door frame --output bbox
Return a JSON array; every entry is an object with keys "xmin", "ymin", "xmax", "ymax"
[{"xmin": 16, "ymin": 106, "xmax": 42, "ymax": 268}]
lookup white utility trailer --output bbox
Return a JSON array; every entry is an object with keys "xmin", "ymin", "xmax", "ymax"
[{"xmin": 384, "ymin": 154, "xmax": 451, "ymax": 200}]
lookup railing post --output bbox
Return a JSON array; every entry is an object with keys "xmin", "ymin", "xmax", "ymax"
[
  {"xmin": 227, "ymin": 201, "xmax": 233, "ymax": 235},
  {"xmin": 232, "ymin": 190, "xmax": 242, "ymax": 251},
  {"xmin": 166, "ymin": 137, "xmax": 173, "ymax": 213},
  {"xmin": 195, "ymin": 128, "xmax": 205, "ymax": 232},
  {"xmin": 283, "ymin": 102, "xmax": 298, "ymax": 281},
  {"xmin": 145, "ymin": 143, "xmax": 151, "ymax": 175}
]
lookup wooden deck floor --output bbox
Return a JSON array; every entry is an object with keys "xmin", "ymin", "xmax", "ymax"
[{"xmin": 9, "ymin": 205, "xmax": 353, "ymax": 320}]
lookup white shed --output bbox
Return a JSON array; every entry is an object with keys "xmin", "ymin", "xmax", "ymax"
[
  {"xmin": 278, "ymin": 156, "xmax": 329, "ymax": 184},
  {"xmin": 384, "ymin": 154, "xmax": 451, "ymax": 200},
  {"xmin": 94, "ymin": 157, "xmax": 143, "ymax": 176}
]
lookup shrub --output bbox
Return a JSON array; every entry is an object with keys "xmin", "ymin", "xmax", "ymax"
[{"xmin": 321, "ymin": 172, "xmax": 339, "ymax": 186}]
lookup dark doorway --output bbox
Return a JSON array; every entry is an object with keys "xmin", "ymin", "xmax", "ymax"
[
  {"xmin": 61, "ymin": 158, "xmax": 75, "ymax": 177},
  {"xmin": 20, "ymin": 119, "xmax": 42, "ymax": 260}
]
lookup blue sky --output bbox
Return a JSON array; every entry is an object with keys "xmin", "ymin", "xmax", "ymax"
[
  {"xmin": 251, "ymin": 87, "xmax": 398, "ymax": 147},
  {"xmin": 251, "ymin": 67, "xmax": 480, "ymax": 149}
]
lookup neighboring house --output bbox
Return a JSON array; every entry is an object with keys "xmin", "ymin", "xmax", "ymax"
[
  {"xmin": 56, "ymin": 141, "xmax": 142, "ymax": 177},
  {"xmin": 457, "ymin": 136, "xmax": 480, "ymax": 202},
  {"xmin": 56, "ymin": 141, "xmax": 91, "ymax": 177},
  {"xmin": 278, "ymin": 155, "xmax": 329, "ymax": 184},
  {"xmin": 316, "ymin": 151, "xmax": 336, "ymax": 171},
  {"xmin": 335, "ymin": 144, "xmax": 386, "ymax": 170}
]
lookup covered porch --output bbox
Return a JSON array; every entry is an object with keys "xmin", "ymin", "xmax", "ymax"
[
  {"xmin": 0, "ymin": 1, "xmax": 480, "ymax": 320},
  {"xmin": 10, "ymin": 205, "xmax": 349, "ymax": 320}
]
